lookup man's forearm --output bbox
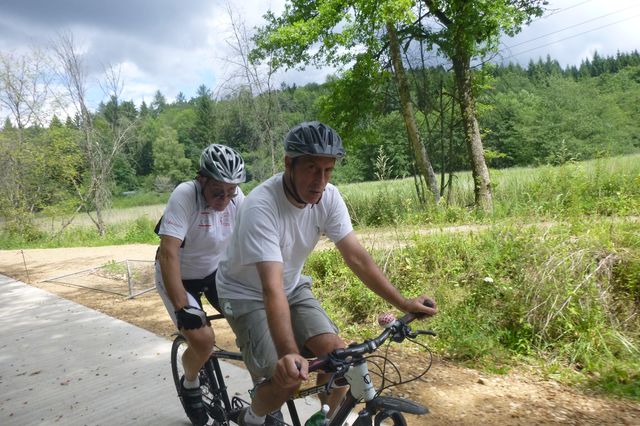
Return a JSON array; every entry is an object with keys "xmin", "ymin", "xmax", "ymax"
[
  {"xmin": 257, "ymin": 261, "xmax": 299, "ymax": 357},
  {"xmin": 353, "ymin": 257, "xmax": 407, "ymax": 310},
  {"xmin": 264, "ymin": 289, "xmax": 299, "ymax": 357},
  {"xmin": 338, "ymin": 233, "xmax": 408, "ymax": 311}
]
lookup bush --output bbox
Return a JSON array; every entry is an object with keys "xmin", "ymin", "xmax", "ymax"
[{"xmin": 306, "ymin": 219, "xmax": 640, "ymax": 399}]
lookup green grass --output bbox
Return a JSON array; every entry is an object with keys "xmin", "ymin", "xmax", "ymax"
[
  {"xmin": 337, "ymin": 153, "xmax": 640, "ymax": 226},
  {"xmin": 3, "ymin": 153, "xmax": 638, "ymax": 246},
  {"xmin": 0, "ymin": 216, "xmax": 159, "ymax": 249},
  {"xmin": 111, "ymin": 191, "xmax": 169, "ymax": 209},
  {"xmin": 306, "ymin": 217, "xmax": 640, "ymax": 400}
]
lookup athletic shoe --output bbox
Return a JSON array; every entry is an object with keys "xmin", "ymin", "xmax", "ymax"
[
  {"xmin": 180, "ymin": 376, "xmax": 208, "ymax": 426},
  {"xmin": 238, "ymin": 406, "xmax": 284, "ymax": 426},
  {"xmin": 265, "ymin": 409, "xmax": 284, "ymax": 426}
]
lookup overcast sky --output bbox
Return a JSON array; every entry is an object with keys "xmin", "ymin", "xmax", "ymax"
[{"xmin": 1, "ymin": 0, "xmax": 638, "ymax": 110}]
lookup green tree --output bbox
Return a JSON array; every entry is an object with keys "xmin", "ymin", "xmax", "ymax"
[
  {"xmin": 152, "ymin": 125, "xmax": 192, "ymax": 185},
  {"xmin": 0, "ymin": 48, "xmax": 53, "ymax": 235},
  {"xmin": 422, "ymin": 0, "xmax": 546, "ymax": 211},
  {"xmin": 175, "ymin": 91, "xmax": 187, "ymax": 105},
  {"xmin": 151, "ymin": 90, "xmax": 167, "ymax": 116},
  {"xmin": 191, "ymin": 84, "xmax": 216, "ymax": 160},
  {"xmin": 253, "ymin": 0, "xmax": 441, "ymax": 202},
  {"xmin": 139, "ymin": 100, "xmax": 150, "ymax": 118}
]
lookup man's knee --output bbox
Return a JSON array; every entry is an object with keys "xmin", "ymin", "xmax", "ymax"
[
  {"xmin": 184, "ymin": 326, "xmax": 215, "ymax": 356},
  {"xmin": 305, "ymin": 333, "xmax": 345, "ymax": 357}
]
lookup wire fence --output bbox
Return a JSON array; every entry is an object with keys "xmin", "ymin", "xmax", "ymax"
[{"xmin": 43, "ymin": 259, "xmax": 156, "ymax": 299}]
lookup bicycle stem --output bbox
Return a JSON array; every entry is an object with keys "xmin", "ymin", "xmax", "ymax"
[{"xmin": 343, "ymin": 359, "xmax": 376, "ymax": 402}]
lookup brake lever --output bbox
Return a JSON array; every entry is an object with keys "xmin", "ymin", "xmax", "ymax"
[
  {"xmin": 407, "ymin": 329, "xmax": 437, "ymax": 338},
  {"xmin": 324, "ymin": 371, "xmax": 338, "ymax": 395},
  {"xmin": 391, "ymin": 323, "xmax": 412, "ymax": 342}
]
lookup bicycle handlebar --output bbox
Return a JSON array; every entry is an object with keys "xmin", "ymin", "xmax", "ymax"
[{"xmin": 309, "ymin": 300, "xmax": 436, "ymax": 372}]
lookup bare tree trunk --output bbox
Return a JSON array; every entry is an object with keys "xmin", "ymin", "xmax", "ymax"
[
  {"xmin": 451, "ymin": 53, "xmax": 493, "ymax": 212},
  {"xmin": 54, "ymin": 33, "xmax": 136, "ymax": 235},
  {"xmin": 386, "ymin": 22, "xmax": 440, "ymax": 204},
  {"xmin": 54, "ymin": 32, "xmax": 108, "ymax": 235},
  {"xmin": 225, "ymin": 3, "xmax": 285, "ymax": 179}
]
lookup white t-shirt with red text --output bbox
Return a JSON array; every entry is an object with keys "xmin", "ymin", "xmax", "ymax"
[{"xmin": 158, "ymin": 180, "xmax": 244, "ymax": 280}]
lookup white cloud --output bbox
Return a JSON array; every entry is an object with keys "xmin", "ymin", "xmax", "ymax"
[{"xmin": 1, "ymin": 0, "xmax": 638, "ymax": 116}]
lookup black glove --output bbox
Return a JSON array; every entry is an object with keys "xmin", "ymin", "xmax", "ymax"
[{"xmin": 175, "ymin": 305, "xmax": 207, "ymax": 330}]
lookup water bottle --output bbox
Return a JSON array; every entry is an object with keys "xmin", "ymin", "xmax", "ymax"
[{"xmin": 304, "ymin": 404, "xmax": 330, "ymax": 426}]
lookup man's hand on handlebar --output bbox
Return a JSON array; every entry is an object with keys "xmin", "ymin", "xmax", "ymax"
[
  {"xmin": 273, "ymin": 353, "xmax": 308, "ymax": 388},
  {"xmin": 175, "ymin": 305, "xmax": 208, "ymax": 330},
  {"xmin": 403, "ymin": 296, "xmax": 437, "ymax": 318}
]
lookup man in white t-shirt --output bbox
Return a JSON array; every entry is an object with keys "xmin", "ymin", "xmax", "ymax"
[
  {"xmin": 155, "ymin": 144, "xmax": 246, "ymax": 426},
  {"xmin": 216, "ymin": 121, "xmax": 437, "ymax": 426}
]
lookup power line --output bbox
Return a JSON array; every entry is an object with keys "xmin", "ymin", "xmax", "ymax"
[
  {"xmin": 538, "ymin": 0, "xmax": 594, "ymax": 20},
  {"xmin": 505, "ymin": 4, "xmax": 640, "ymax": 50},
  {"xmin": 501, "ymin": 13, "xmax": 640, "ymax": 61}
]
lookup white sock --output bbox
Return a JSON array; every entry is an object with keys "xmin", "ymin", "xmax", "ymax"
[
  {"xmin": 243, "ymin": 406, "xmax": 266, "ymax": 425},
  {"xmin": 183, "ymin": 377, "xmax": 200, "ymax": 389}
]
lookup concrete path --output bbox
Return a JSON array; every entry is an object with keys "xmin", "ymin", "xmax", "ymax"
[{"xmin": 0, "ymin": 275, "xmax": 318, "ymax": 425}]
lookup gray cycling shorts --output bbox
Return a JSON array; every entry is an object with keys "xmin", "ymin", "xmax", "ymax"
[{"xmin": 219, "ymin": 282, "xmax": 339, "ymax": 379}]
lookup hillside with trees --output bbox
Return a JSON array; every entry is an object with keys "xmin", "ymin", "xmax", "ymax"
[{"xmin": 1, "ymin": 44, "xmax": 638, "ymax": 238}]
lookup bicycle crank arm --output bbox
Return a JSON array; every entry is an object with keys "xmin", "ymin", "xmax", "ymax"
[{"xmin": 367, "ymin": 396, "xmax": 429, "ymax": 415}]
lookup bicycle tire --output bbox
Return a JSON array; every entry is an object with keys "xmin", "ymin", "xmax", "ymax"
[
  {"xmin": 374, "ymin": 410, "xmax": 407, "ymax": 426},
  {"xmin": 369, "ymin": 396, "xmax": 428, "ymax": 415},
  {"xmin": 171, "ymin": 334, "xmax": 188, "ymax": 400},
  {"xmin": 171, "ymin": 334, "xmax": 227, "ymax": 425}
]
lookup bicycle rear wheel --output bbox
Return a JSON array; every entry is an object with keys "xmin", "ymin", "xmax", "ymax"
[{"xmin": 171, "ymin": 334, "xmax": 228, "ymax": 425}]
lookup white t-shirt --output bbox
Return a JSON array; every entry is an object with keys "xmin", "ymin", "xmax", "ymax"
[
  {"xmin": 158, "ymin": 180, "xmax": 245, "ymax": 280},
  {"xmin": 216, "ymin": 173, "xmax": 353, "ymax": 301}
]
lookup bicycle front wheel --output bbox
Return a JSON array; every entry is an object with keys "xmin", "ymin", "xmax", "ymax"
[{"xmin": 374, "ymin": 410, "xmax": 407, "ymax": 426}]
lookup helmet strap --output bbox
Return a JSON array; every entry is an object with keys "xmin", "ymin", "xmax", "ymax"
[
  {"xmin": 283, "ymin": 160, "xmax": 310, "ymax": 207},
  {"xmin": 196, "ymin": 176, "xmax": 209, "ymax": 208}
]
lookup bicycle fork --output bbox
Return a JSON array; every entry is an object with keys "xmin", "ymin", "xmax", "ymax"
[{"xmin": 331, "ymin": 359, "xmax": 428, "ymax": 426}]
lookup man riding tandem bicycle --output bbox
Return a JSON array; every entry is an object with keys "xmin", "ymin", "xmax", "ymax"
[{"xmin": 166, "ymin": 121, "xmax": 438, "ymax": 426}]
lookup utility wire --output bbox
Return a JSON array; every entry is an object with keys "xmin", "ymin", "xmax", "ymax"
[
  {"xmin": 505, "ymin": 4, "xmax": 640, "ymax": 50},
  {"xmin": 538, "ymin": 0, "xmax": 594, "ymax": 20},
  {"xmin": 502, "ymin": 13, "xmax": 640, "ymax": 61}
]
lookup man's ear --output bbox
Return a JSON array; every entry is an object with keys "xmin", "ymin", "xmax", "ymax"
[{"xmin": 284, "ymin": 156, "xmax": 293, "ymax": 171}]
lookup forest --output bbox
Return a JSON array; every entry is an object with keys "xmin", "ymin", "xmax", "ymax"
[{"xmin": 1, "ymin": 46, "xmax": 639, "ymax": 237}]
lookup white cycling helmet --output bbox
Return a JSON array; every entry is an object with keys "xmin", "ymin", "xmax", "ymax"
[{"xmin": 199, "ymin": 144, "xmax": 246, "ymax": 184}]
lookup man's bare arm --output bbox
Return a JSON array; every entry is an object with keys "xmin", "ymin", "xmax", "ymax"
[{"xmin": 336, "ymin": 232, "xmax": 437, "ymax": 316}]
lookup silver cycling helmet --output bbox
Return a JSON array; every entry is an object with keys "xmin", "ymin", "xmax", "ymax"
[
  {"xmin": 199, "ymin": 144, "xmax": 246, "ymax": 184},
  {"xmin": 283, "ymin": 121, "xmax": 345, "ymax": 159}
]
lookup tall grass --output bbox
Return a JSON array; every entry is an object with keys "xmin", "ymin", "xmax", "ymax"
[
  {"xmin": 0, "ymin": 216, "xmax": 159, "ymax": 249},
  {"xmin": 307, "ymin": 218, "xmax": 640, "ymax": 399},
  {"xmin": 111, "ymin": 191, "xmax": 169, "ymax": 209},
  {"xmin": 2, "ymin": 153, "xmax": 638, "ymax": 247},
  {"xmin": 338, "ymin": 153, "xmax": 640, "ymax": 227}
]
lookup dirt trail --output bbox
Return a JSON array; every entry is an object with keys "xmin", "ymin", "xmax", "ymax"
[{"xmin": 1, "ymin": 242, "xmax": 639, "ymax": 425}]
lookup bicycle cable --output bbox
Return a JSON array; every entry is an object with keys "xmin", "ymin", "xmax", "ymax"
[{"xmin": 372, "ymin": 336, "xmax": 434, "ymax": 398}]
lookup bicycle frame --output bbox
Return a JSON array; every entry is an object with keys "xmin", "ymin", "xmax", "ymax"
[
  {"xmin": 171, "ymin": 311, "xmax": 431, "ymax": 426},
  {"xmin": 199, "ymin": 347, "xmax": 426, "ymax": 426}
]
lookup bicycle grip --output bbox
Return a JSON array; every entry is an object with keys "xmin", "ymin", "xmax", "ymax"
[{"xmin": 400, "ymin": 299, "xmax": 436, "ymax": 323}]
